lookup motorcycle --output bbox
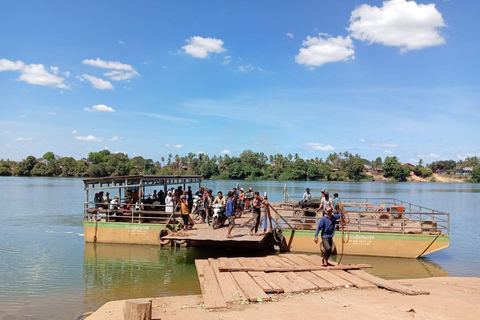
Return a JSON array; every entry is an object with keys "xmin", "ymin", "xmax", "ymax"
[
  {"xmin": 191, "ymin": 195, "xmax": 204, "ymax": 223},
  {"xmin": 212, "ymin": 203, "xmax": 226, "ymax": 229}
]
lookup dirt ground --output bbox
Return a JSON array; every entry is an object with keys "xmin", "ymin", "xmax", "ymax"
[{"xmin": 88, "ymin": 276, "xmax": 479, "ymax": 320}]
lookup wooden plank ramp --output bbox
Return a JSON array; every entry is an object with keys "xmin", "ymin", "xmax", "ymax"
[{"xmin": 194, "ymin": 254, "xmax": 429, "ymax": 310}]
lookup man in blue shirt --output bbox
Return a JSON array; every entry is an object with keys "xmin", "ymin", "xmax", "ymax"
[
  {"xmin": 225, "ymin": 191, "xmax": 236, "ymax": 238},
  {"xmin": 314, "ymin": 206, "xmax": 344, "ymax": 266}
]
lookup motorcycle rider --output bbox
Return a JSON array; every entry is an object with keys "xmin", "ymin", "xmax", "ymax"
[{"xmin": 244, "ymin": 187, "xmax": 254, "ymax": 212}]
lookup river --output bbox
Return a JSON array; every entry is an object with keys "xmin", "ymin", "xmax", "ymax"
[{"xmin": 0, "ymin": 177, "xmax": 479, "ymax": 319}]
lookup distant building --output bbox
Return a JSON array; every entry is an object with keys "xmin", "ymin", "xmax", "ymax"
[
  {"xmin": 400, "ymin": 163, "xmax": 415, "ymax": 168},
  {"xmin": 363, "ymin": 165, "xmax": 372, "ymax": 172},
  {"xmin": 456, "ymin": 167, "xmax": 473, "ymax": 174},
  {"xmin": 331, "ymin": 168, "xmax": 339, "ymax": 172},
  {"xmin": 375, "ymin": 167, "xmax": 383, "ymax": 173}
]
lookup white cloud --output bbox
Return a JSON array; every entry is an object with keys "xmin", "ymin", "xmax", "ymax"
[
  {"xmin": 295, "ymin": 34, "xmax": 355, "ymax": 68},
  {"xmin": 103, "ymin": 70, "xmax": 139, "ymax": 81},
  {"xmin": 286, "ymin": 33, "xmax": 294, "ymax": 38},
  {"xmin": 182, "ymin": 36, "xmax": 226, "ymax": 58},
  {"xmin": 118, "ymin": 40, "xmax": 125, "ymax": 45},
  {"xmin": 1, "ymin": 60, "xmax": 70, "ymax": 89},
  {"xmin": 348, "ymin": 0, "xmax": 446, "ymax": 52},
  {"xmin": 306, "ymin": 142, "xmax": 335, "ymax": 152},
  {"xmin": 81, "ymin": 74, "xmax": 114, "ymax": 90},
  {"xmin": 110, "ymin": 135, "xmax": 121, "ymax": 141},
  {"xmin": 72, "ymin": 130, "xmax": 78, "ymax": 134},
  {"xmin": 143, "ymin": 60, "xmax": 154, "ymax": 65},
  {"xmin": 74, "ymin": 135, "xmax": 104, "ymax": 142},
  {"xmin": 372, "ymin": 143, "xmax": 399, "ymax": 148},
  {"xmin": 0, "ymin": 59, "xmax": 25, "ymax": 71},
  {"xmin": 238, "ymin": 64, "xmax": 255, "ymax": 72},
  {"xmin": 222, "ymin": 56, "xmax": 232, "ymax": 65},
  {"xmin": 82, "ymin": 58, "xmax": 134, "ymax": 71},
  {"xmin": 339, "ymin": 140, "xmax": 346, "ymax": 144},
  {"xmin": 359, "ymin": 139, "xmax": 366, "ymax": 143},
  {"xmin": 84, "ymin": 104, "xmax": 115, "ymax": 112},
  {"xmin": 384, "ymin": 150, "xmax": 393, "ymax": 154},
  {"xmin": 220, "ymin": 149, "xmax": 231, "ymax": 154},
  {"xmin": 82, "ymin": 58, "xmax": 140, "ymax": 81},
  {"xmin": 139, "ymin": 112, "xmax": 197, "ymax": 124},
  {"xmin": 14, "ymin": 137, "xmax": 33, "ymax": 141},
  {"xmin": 164, "ymin": 143, "xmax": 183, "ymax": 148},
  {"xmin": 50, "ymin": 66, "xmax": 59, "ymax": 75},
  {"xmin": 418, "ymin": 153, "xmax": 440, "ymax": 158},
  {"xmin": 64, "ymin": 71, "xmax": 70, "ymax": 77}
]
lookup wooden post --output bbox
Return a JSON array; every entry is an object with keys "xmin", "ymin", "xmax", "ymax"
[{"xmin": 123, "ymin": 298, "xmax": 152, "ymax": 320}]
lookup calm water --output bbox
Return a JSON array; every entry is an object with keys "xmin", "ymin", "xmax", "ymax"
[{"xmin": 1, "ymin": 177, "xmax": 479, "ymax": 319}]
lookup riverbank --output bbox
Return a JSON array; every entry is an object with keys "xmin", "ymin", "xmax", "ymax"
[{"xmin": 87, "ymin": 276, "xmax": 479, "ymax": 320}]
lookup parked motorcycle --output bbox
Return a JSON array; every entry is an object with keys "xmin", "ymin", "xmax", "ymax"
[{"xmin": 212, "ymin": 204, "xmax": 226, "ymax": 229}]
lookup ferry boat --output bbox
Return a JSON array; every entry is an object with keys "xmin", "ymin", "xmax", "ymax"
[{"xmin": 82, "ymin": 175, "xmax": 450, "ymax": 258}]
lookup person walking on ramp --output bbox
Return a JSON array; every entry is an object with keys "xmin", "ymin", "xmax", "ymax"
[{"xmin": 314, "ymin": 205, "xmax": 344, "ymax": 266}]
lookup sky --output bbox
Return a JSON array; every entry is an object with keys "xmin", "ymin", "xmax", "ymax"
[{"xmin": 1, "ymin": 0, "xmax": 479, "ymax": 164}]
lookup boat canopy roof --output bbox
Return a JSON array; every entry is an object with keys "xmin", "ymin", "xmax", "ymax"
[{"xmin": 83, "ymin": 175, "xmax": 202, "ymax": 191}]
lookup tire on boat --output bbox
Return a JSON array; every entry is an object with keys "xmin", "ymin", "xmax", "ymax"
[
  {"xmin": 273, "ymin": 227, "xmax": 289, "ymax": 252},
  {"xmin": 173, "ymin": 239, "xmax": 187, "ymax": 246},
  {"xmin": 158, "ymin": 229, "xmax": 172, "ymax": 246}
]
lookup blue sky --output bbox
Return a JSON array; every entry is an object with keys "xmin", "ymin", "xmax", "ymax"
[{"xmin": 1, "ymin": 0, "xmax": 479, "ymax": 164}]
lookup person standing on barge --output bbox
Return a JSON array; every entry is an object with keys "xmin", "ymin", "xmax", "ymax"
[
  {"xmin": 314, "ymin": 206, "xmax": 344, "ymax": 266},
  {"xmin": 302, "ymin": 188, "xmax": 312, "ymax": 201},
  {"xmin": 226, "ymin": 191, "xmax": 235, "ymax": 238},
  {"xmin": 250, "ymin": 192, "xmax": 263, "ymax": 236}
]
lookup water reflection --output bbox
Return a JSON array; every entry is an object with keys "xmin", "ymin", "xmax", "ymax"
[{"xmin": 83, "ymin": 244, "xmax": 200, "ymax": 307}]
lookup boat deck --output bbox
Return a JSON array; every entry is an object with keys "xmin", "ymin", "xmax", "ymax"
[{"xmin": 162, "ymin": 212, "xmax": 272, "ymax": 246}]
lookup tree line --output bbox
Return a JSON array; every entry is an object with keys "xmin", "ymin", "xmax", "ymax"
[{"xmin": 1, "ymin": 150, "xmax": 479, "ymax": 182}]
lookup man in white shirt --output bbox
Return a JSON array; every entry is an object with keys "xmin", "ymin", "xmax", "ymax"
[
  {"xmin": 302, "ymin": 188, "xmax": 312, "ymax": 201},
  {"xmin": 165, "ymin": 191, "xmax": 173, "ymax": 204}
]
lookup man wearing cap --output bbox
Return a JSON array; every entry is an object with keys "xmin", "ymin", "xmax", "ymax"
[
  {"xmin": 302, "ymin": 188, "xmax": 312, "ymax": 201},
  {"xmin": 314, "ymin": 203, "xmax": 344, "ymax": 266}
]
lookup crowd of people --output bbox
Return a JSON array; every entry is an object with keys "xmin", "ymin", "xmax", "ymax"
[{"xmin": 89, "ymin": 185, "xmax": 344, "ymax": 266}]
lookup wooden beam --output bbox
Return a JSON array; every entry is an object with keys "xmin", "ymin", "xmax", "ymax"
[
  {"xmin": 218, "ymin": 264, "xmax": 372, "ymax": 273},
  {"xmin": 329, "ymin": 270, "xmax": 377, "ymax": 289},
  {"xmin": 231, "ymin": 272, "xmax": 271, "ymax": 302},
  {"xmin": 312, "ymin": 270, "xmax": 352, "ymax": 288},
  {"xmin": 347, "ymin": 269, "xmax": 430, "ymax": 295}
]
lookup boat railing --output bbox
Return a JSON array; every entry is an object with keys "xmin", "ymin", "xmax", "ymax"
[
  {"xmin": 83, "ymin": 201, "xmax": 182, "ymax": 224},
  {"xmin": 275, "ymin": 197, "xmax": 449, "ymax": 236}
]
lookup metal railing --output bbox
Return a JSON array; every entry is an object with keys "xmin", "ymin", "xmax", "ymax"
[
  {"xmin": 83, "ymin": 201, "xmax": 181, "ymax": 224},
  {"xmin": 273, "ymin": 197, "xmax": 449, "ymax": 236}
]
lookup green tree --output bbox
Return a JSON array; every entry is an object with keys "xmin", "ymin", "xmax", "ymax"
[
  {"xmin": 471, "ymin": 166, "xmax": 480, "ymax": 183},
  {"xmin": 14, "ymin": 156, "xmax": 37, "ymax": 176},
  {"xmin": 0, "ymin": 161, "xmax": 12, "ymax": 176},
  {"xmin": 346, "ymin": 154, "xmax": 364, "ymax": 181}
]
